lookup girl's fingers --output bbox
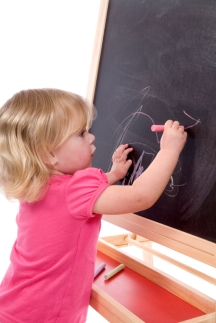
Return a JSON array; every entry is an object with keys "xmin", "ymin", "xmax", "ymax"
[
  {"xmin": 114, "ymin": 144, "xmax": 132, "ymax": 156},
  {"xmin": 164, "ymin": 120, "xmax": 183, "ymax": 130},
  {"xmin": 172, "ymin": 121, "xmax": 180, "ymax": 129},
  {"xmin": 164, "ymin": 120, "xmax": 173, "ymax": 128}
]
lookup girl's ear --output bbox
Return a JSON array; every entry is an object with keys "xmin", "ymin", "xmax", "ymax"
[
  {"xmin": 37, "ymin": 146, "xmax": 58, "ymax": 166},
  {"xmin": 43, "ymin": 152, "xmax": 58, "ymax": 166}
]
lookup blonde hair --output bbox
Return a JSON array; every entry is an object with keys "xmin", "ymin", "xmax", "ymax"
[{"xmin": 0, "ymin": 88, "xmax": 95, "ymax": 202}]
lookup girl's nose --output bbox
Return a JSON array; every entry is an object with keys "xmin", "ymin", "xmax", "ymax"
[{"xmin": 89, "ymin": 133, "xmax": 95, "ymax": 143}]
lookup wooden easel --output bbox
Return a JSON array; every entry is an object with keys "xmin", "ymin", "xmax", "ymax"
[
  {"xmin": 90, "ymin": 232, "xmax": 216, "ymax": 323},
  {"xmin": 86, "ymin": 1, "xmax": 216, "ymax": 321}
]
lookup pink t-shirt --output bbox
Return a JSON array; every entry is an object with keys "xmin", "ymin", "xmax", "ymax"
[{"xmin": 0, "ymin": 168, "xmax": 109, "ymax": 323}]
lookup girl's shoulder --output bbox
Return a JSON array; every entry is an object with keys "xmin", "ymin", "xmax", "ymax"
[
  {"xmin": 74, "ymin": 167, "xmax": 106, "ymax": 179},
  {"xmin": 49, "ymin": 168, "xmax": 108, "ymax": 187},
  {"xmin": 64, "ymin": 168, "xmax": 109, "ymax": 218}
]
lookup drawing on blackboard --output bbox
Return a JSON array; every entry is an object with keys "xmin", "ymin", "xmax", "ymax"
[{"xmin": 103, "ymin": 86, "xmax": 201, "ymax": 199}]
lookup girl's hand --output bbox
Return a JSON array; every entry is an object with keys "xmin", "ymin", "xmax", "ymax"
[
  {"xmin": 160, "ymin": 120, "xmax": 187, "ymax": 156},
  {"xmin": 106, "ymin": 144, "xmax": 133, "ymax": 185}
]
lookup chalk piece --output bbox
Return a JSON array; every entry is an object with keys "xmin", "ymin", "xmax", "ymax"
[
  {"xmin": 104, "ymin": 264, "xmax": 125, "ymax": 280},
  {"xmin": 94, "ymin": 262, "xmax": 106, "ymax": 278},
  {"xmin": 151, "ymin": 125, "xmax": 184, "ymax": 132}
]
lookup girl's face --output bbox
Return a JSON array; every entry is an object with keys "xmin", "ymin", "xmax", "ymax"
[{"xmin": 51, "ymin": 130, "xmax": 96, "ymax": 175}]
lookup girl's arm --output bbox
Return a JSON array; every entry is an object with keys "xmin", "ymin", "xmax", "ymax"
[{"xmin": 94, "ymin": 120, "xmax": 187, "ymax": 215}]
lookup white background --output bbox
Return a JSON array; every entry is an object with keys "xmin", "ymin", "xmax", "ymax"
[{"xmin": 0, "ymin": 0, "xmax": 109, "ymax": 321}]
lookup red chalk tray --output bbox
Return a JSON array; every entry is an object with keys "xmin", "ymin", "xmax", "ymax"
[{"xmin": 94, "ymin": 251, "xmax": 205, "ymax": 323}]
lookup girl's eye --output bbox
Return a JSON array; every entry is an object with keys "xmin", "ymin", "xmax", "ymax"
[{"xmin": 79, "ymin": 130, "xmax": 86, "ymax": 137}]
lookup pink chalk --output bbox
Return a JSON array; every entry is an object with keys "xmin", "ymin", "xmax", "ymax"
[{"xmin": 151, "ymin": 125, "xmax": 184, "ymax": 132}]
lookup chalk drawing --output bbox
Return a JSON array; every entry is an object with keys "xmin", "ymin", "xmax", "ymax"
[{"xmin": 108, "ymin": 87, "xmax": 201, "ymax": 198}]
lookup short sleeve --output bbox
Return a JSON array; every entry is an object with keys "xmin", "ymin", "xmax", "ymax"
[{"xmin": 65, "ymin": 168, "xmax": 109, "ymax": 218}]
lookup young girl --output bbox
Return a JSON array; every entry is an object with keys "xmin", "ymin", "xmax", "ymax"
[{"xmin": 0, "ymin": 88, "xmax": 187, "ymax": 323}]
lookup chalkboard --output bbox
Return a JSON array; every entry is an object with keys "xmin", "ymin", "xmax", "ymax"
[{"xmin": 90, "ymin": 0, "xmax": 216, "ymax": 244}]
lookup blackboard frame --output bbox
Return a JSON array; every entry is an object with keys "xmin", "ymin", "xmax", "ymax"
[{"xmin": 86, "ymin": 0, "xmax": 216, "ymax": 267}]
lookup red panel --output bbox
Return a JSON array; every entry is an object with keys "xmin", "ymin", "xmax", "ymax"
[{"xmin": 94, "ymin": 251, "xmax": 205, "ymax": 323}]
